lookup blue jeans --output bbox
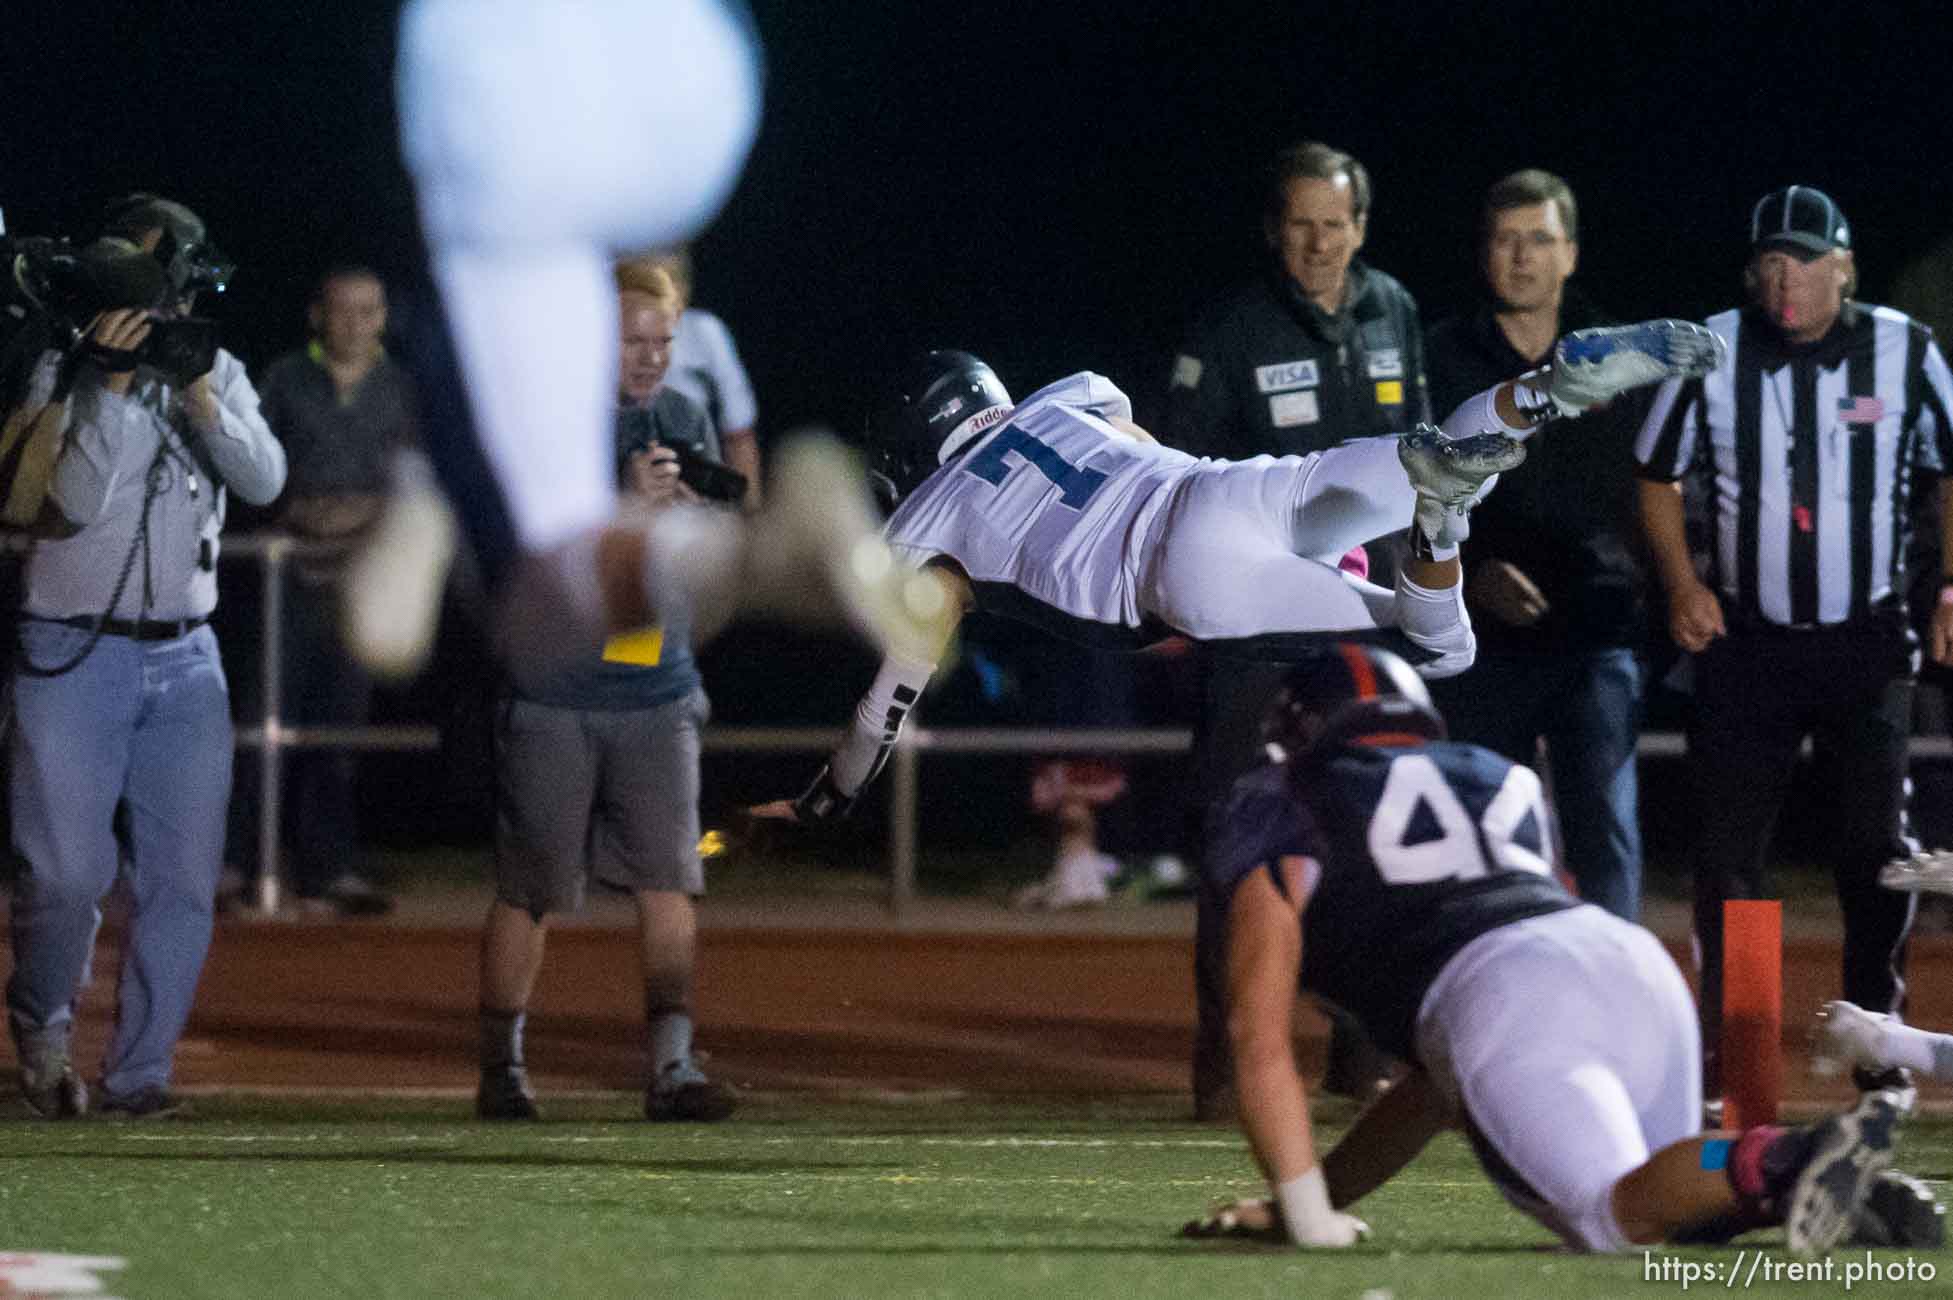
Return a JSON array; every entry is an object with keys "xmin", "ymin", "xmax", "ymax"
[
  {"xmin": 7, "ymin": 621, "xmax": 233, "ymax": 1094},
  {"xmin": 1430, "ymin": 645, "xmax": 1645, "ymax": 920}
]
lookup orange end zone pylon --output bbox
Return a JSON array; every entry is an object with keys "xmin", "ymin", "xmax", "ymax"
[{"xmin": 1722, "ymin": 899, "xmax": 1783, "ymax": 1130}]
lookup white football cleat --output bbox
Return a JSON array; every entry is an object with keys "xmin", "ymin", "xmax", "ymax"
[
  {"xmin": 341, "ymin": 451, "xmax": 459, "ymax": 680},
  {"xmin": 1397, "ymin": 426, "xmax": 1525, "ymax": 549},
  {"xmin": 1810, "ymin": 1000, "xmax": 1889, "ymax": 1079},
  {"xmin": 1879, "ymin": 848, "xmax": 1953, "ymax": 896},
  {"xmin": 747, "ymin": 433, "xmax": 961, "ymax": 666},
  {"xmin": 1546, "ymin": 319, "xmax": 1727, "ymax": 416},
  {"xmin": 1785, "ymin": 1091, "xmax": 1902, "ymax": 1257}
]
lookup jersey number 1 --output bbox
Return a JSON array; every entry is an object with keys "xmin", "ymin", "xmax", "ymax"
[
  {"xmin": 964, "ymin": 424, "xmax": 1107, "ymax": 508},
  {"xmin": 1366, "ymin": 754, "xmax": 1552, "ymax": 885}
]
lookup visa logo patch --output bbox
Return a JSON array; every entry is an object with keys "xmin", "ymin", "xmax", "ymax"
[
  {"xmin": 1367, "ymin": 348, "xmax": 1403, "ymax": 379},
  {"xmin": 1255, "ymin": 359, "xmax": 1320, "ymax": 394}
]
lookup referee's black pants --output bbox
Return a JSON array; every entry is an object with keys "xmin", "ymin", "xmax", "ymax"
[{"xmin": 1688, "ymin": 617, "xmax": 1917, "ymax": 1095}]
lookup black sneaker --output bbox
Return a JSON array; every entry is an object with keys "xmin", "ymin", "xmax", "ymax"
[
  {"xmin": 1785, "ymin": 1092, "xmax": 1902, "ymax": 1255},
  {"xmin": 96, "ymin": 1085, "xmax": 187, "ymax": 1120},
  {"xmin": 646, "ymin": 1060, "xmax": 736, "ymax": 1122},
  {"xmin": 475, "ymin": 1067, "xmax": 538, "ymax": 1121},
  {"xmin": 20, "ymin": 1062, "xmax": 87, "ymax": 1120},
  {"xmin": 300, "ymin": 874, "xmax": 395, "ymax": 919},
  {"xmin": 1851, "ymin": 1170, "xmax": 1946, "ymax": 1247}
]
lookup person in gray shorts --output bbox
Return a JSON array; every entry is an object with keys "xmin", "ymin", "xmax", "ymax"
[{"xmin": 475, "ymin": 262, "xmax": 735, "ymax": 1123}]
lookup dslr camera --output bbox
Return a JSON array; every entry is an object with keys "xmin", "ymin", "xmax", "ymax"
[{"xmin": 615, "ymin": 405, "xmax": 748, "ymax": 505}]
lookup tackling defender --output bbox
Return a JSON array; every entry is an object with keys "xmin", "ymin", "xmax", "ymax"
[
  {"xmin": 1183, "ymin": 643, "xmax": 1929, "ymax": 1254},
  {"xmin": 752, "ymin": 321, "xmax": 1722, "ymax": 825}
]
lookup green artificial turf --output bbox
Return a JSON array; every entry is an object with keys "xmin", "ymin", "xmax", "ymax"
[{"xmin": 1, "ymin": 1095, "xmax": 1946, "ymax": 1298}]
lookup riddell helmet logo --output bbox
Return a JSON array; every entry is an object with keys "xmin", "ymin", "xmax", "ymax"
[{"xmin": 968, "ymin": 405, "xmax": 1011, "ymax": 434}]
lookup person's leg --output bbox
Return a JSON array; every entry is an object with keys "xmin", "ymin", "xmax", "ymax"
[
  {"xmin": 1686, "ymin": 634, "xmax": 1802, "ymax": 1099},
  {"xmin": 479, "ymin": 695, "xmax": 595, "ymax": 1119},
  {"xmin": 1420, "ymin": 909, "xmax": 1697, "ymax": 1252},
  {"xmin": 590, "ymin": 689, "xmax": 734, "ymax": 1121},
  {"xmin": 1812, "ymin": 1000, "xmax": 1953, "ymax": 1083},
  {"xmin": 633, "ymin": 891, "xmax": 701, "ymax": 1077},
  {"xmin": 104, "ymin": 627, "xmax": 233, "ymax": 1103},
  {"xmin": 1813, "ymin": 629, "xmax": 1916, "ymax": 1032},
  {"xmin": 477, "ymin": 899, "xmax": 548, "ymax": 1119},
  {"xmin": 6, "ymin": 626, "xmax": 139, "ymax": 1115},
  {"xmin": 1542, "ymin": 647, "xmax": 1646, "ymax": 921},
  {"xmin": 288, "ymin": 578, "xmax": 377, "ymax": 904}
]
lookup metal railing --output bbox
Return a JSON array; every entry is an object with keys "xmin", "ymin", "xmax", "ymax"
[{"xmin": 214, "ymin": 534, "xmax": 1953, "ymax": 915}]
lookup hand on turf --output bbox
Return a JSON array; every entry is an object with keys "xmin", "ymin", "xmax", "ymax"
[{"xmin": 1182, "ymin": 1197, "xmax": 1284, "ymax": 1243}]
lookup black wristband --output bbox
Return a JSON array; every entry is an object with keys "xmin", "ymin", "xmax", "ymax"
[{"xmin": 791, "ymin": 763, "xmax": 856, "ymax": 825}]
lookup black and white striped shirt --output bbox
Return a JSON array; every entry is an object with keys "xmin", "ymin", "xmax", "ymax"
[{"xmin": 1635, "ymin": 302, "xmax": 1953, "ymax": 628}]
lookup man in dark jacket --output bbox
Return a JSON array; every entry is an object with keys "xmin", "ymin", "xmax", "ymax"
[
  {"xmin": 1166, "ymin": 141, "xmax": 1431, "ymax": 1120},
  {"xmin": 1425, "ymin": 169, "xmax": 1650, "ymax": 923}
]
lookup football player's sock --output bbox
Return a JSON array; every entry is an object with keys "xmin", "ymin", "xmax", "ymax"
[
  {"xmin": 1868, "ymin": 1021, "xmax": 1953, "ymax": 1082},
  {"xmin": 648, "ymin": 1008, "xmax": 695, "ymax": 1078},
  {"xmin": 480, "ymin": 1008, "xmax": 526, "ymax": 1075},
  {"xmin": 1725, "ymin": 1123, "xmax": 1820, "ymax": 1220},
  {"xmin": 1394, "ymin": 573, "xmax": 1474, "ymax": 678}
]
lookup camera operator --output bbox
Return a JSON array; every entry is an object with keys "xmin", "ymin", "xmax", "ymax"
[
  {"xmin": 7, "ymin": 194, "xmax": 285, "ymax": 1119},
  {"xmin": 474, "ymin": 258, "xmax": 735, "ymax": 1123}
]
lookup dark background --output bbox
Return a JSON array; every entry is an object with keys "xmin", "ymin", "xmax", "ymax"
[
  {"xmin": 9, "ymin": 0, "xmax": 1953, "ymax": 424},
  {"xmin": 6, "ymin": 0, "xmax": 1953, "ymax": 864}
]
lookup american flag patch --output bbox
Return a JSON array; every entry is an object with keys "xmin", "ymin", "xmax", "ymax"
[{"xmin": 1838, "ymin": 395, "xmax": 1885, "ymax": 424}]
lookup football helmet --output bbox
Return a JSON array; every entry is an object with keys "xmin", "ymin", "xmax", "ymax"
[
  {"xmin": 867, "ymin": 349, "xmax": 1013, "ymax": 502},
  {"xmin": 1262, "ymin": 641, "xmax": 1446, "ymax": 765}
]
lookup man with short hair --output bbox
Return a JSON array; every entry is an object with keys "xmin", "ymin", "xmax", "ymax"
[
  {"xmin": 475, "ymin": 260, "xmax": 734, "ymax": 1124},
  {"xmin": 1165, "ymin": 141, "xmax": 1433, "ymax": 1118},
  {"xmin": 235, "ymin": 265, "xmax": 417, "ymax": 915},
  {"xmin": 1636, "ymin": 186, "xmax": 1953, "ymax": 1111},
  {"xmin": 1425, "ymin": 169, "xmax": 1650, "ymax": 921}
]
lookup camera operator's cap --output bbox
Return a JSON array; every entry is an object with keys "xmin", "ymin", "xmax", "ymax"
[{"xmin": 1751, "ymin": 185, "xmax": 1851, "ymax": 258}]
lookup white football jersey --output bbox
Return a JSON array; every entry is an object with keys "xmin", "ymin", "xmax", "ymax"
[{"xmin": 884, "ymin": 372, "xmax": 1199, "ymax": 631}]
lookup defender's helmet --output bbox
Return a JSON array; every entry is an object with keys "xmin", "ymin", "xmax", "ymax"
[
  {"xmin": 1261, "ymin": 642, "xmax": 1446, "ymax": 766},
  {"xmin": 867, "ymin": 349, "xmax": 1013, "ymax": 502}
]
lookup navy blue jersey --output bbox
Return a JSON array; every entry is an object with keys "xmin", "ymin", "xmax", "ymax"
[{"xmin": 1203, "ymin": 741, "xmax": 1578, "ymax": 1061}]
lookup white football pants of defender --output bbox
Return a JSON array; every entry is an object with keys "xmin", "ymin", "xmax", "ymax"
[
  {"xmin": 398, "ymin": 0, "xmax": 761, "ymax": 558},
  {"xmin": 1415, "ymin": 907, "xmax": 1703, "ymax": 1252},
  {"xmin": 1138, "ymin": 400, "xmax": 1497, "ymax": 673}
]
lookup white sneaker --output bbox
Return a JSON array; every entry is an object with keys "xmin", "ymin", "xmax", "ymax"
[
  {"xmin": 1785, "ymin": 1092, "xmax": 1902, "ymax": 1256},
  {"xmin": 1547, "ymin": 319, "xmax": 1727, "ymax": 416},
  {"xmin": 749, "ymin": 433, "xmax": 960, "ymax": 665},
  {"xmin": 1811, "ymin": 1000, "xmax": 1889, "ymax": 1079},
  {"xmin": 341, "ymin": 452, "xmax": 459, "ymax": 680},
  {"xmin": 1397, "ymin": 427, "xmax": 1526, "ymax": 548},
  {"xmin": 1013, "ymin": 850, "xmax": 1120, "ymax": 910},
  {"xmin": 1879, "ymin": 848, "xmax": 1953, "ymax": 896}
]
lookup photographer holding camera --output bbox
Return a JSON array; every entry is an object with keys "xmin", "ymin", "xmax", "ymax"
[
  {"xmin": 6, "ymin": 194, "xmax": 285, "ymax": 1118},
  {"xmin": 473, "ymin": 259, "xmax": 736, "ymax": 1123}
]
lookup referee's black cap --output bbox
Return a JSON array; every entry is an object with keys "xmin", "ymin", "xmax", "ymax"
[{"xmin": 1751, "ymin": 186, "xmax": 1851, "ymax": 258}]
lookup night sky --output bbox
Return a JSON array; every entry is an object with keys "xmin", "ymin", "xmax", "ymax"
[{"xmin": 9, "ymin": 0, "xmax": 1953, "ymax": 440}]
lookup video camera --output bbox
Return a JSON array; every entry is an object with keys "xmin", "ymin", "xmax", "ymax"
[
  {"xmin": 615, "ymin": 405, "xmax": 749, "ymax": 505},
  {"xmin": 0, "ymin": 204, "xmax": 232, "ymax": 391}
]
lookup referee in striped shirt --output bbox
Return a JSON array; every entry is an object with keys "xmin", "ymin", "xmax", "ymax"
[{"xmin": 1636, "ymin": 185, "xmax": 1953, "ymax": 1109}]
